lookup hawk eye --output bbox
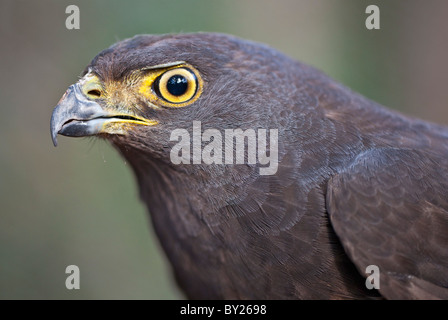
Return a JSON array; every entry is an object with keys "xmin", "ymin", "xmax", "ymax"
[{"xmin": 154, "ymin": 68, "xmax": 198, "ymax": 104}]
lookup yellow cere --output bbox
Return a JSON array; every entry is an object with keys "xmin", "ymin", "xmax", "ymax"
[{"xmin": 78, "ymin": 72, "xmax": 159, "ymax": 134}]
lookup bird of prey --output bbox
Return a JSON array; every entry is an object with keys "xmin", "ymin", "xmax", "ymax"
[{"xmin": 50, "ymin": 33, "xmax": 448, "ymax": 299}]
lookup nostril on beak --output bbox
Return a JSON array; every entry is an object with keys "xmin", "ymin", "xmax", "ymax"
[
  {"xmin": 82, "ymin": 78, "xmax": 103, "ymax": 99},
  {"xmin": 87, "ymin": 89, "xmax": 102, "ymax": 98}
]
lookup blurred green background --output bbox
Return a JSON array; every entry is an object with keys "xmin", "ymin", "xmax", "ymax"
[{"xmin": 1, "ymin": 0, "xmax": 447, "ymax": 299}]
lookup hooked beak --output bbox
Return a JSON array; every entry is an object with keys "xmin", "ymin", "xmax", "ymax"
[{"xmin": 50, "ymin": 83, "xmax": 156, "ymax": 146}]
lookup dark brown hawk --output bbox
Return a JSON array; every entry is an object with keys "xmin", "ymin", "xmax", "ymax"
[{"xmin": 50, "ymin": 33, "xmax": 448, "ymax": 299}]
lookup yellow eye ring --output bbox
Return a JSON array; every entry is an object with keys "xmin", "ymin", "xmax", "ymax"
[{"xmin": 154, "ymin": 68, "xmax": 198, "ymax": 104}]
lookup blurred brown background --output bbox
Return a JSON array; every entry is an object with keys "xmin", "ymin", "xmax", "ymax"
[{"xmin": 0, "ymin": 0, "xmax": 447, "ymax": 299}]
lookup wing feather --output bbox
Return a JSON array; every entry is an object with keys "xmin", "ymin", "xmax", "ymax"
[{"xmin": 327, "ymin": 148, "xmax": 448, "ymax": 299}]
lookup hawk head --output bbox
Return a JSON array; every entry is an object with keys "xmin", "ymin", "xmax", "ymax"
[{"xmin": 50, "ymin": 33, "xmax": 305, "ymax": 166}]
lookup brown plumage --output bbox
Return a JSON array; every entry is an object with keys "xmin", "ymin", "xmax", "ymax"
[{"xmin": 50, "ymin": 33, "xmax": 448, "ymax": 299}]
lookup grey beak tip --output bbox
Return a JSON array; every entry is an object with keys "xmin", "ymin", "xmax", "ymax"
[
  {"xmin": 50, "ymin": 110, "xmax": 60, "ymax": 147},
  {"xmin": 50, "ymin": 83, "xmax": 106, "ymax": 147}
]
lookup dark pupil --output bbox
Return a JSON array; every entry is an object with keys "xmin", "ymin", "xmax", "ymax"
[{"xmin": 166, "ymin": 75, "xmax": 188, "ymax": 96}]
